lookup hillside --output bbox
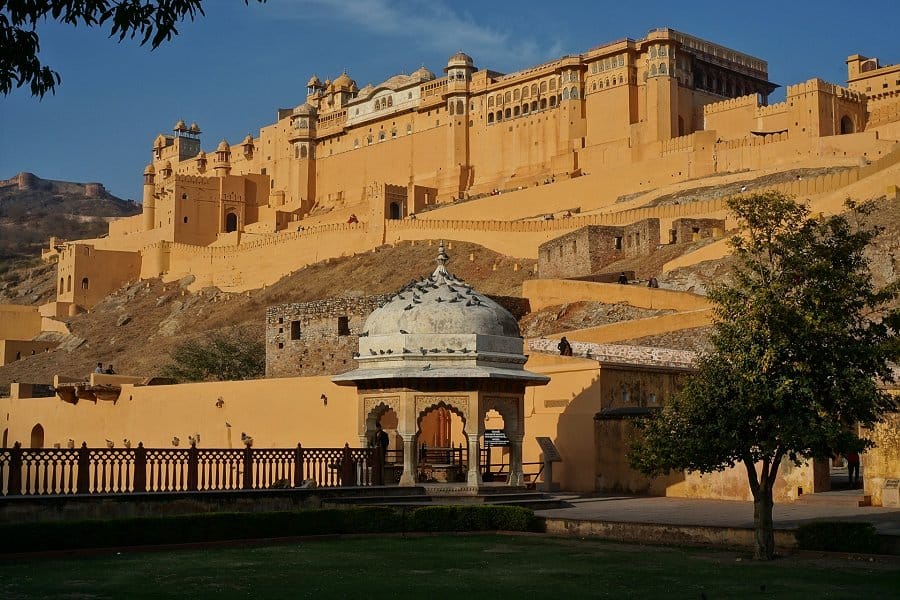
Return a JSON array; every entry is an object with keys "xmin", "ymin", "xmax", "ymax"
[{"xmin": 0, "ymin": 172, "xmax": 140, "ymax": 270}]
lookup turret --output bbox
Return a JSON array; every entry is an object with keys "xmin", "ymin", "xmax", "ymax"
[
  {"xmin": 142, "ymin": 164, "xmax": 156, "ymax": 231},
  {"xmin": 214, "ymin": 139, "xmax": 231, "ymax": 177}
]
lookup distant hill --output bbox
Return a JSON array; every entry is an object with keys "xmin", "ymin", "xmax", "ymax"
[{"xmin": 0, "ymin": 172, "xmax": 140, "ymax": 266}]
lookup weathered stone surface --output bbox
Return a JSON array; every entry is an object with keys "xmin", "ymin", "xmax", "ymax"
[
  {"xmin": 158, "ymin": 316, "xmax": 180, "ymax": 337},
  {"xmin": 529, "ymin": 338, "xmax": 696, "ymax": 368},
  {"xmin": 115, "ymin": 314, "xmax": 131, "ymax": 327},
  {"xmin": 58, "ymin": 335, "xmax": 86, "ymax": 352},
  {"xmin": 178, "ymin": 274, "xmax": 196, "ymax": 289}
]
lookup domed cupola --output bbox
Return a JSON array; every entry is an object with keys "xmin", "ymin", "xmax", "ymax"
[{"xmin": 333, "ymin": 242, "xmax": 548, "ymax": 386}]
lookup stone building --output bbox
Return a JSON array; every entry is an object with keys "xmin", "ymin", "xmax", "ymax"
[
  {"xmin": 668, "ymin": 217, "xmax": 725, "ymax": 244},
  {"xmin": 265, "ymin": 295, "xmax": 389, "ymax": 378},
  {"xmin": 538, "ymin": 220, "xmax": 660, "ymax": 279}
]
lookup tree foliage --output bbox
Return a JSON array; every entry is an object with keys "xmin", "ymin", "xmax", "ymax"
[
  {"xmin": 1, "ymin": 0, "xmax": 265, "ymax": 97},
  {"xmin": 161, "ymin": 329, "xmax": 265, "ymax": 382},
  {"xmin": 629, "ymin": 192, "xmax": 899, "ymax": 560}
]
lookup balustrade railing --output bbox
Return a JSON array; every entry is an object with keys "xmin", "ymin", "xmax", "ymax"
[{"xmin": 0, "ymin": 442, "xmax": 383, "ymax": 498}]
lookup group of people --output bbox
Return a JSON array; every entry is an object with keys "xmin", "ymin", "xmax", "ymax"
[
  {"xmin": 616, "ymin": 272, "xmax": 659, "ymax": 288},
  {"xmin": 93, "ymin": 363, "xmax": 116, "ymax": 375}
]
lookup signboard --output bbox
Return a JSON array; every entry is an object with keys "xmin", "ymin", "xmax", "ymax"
[
  {"xmin": 483, "ymin": 429, "xmax": 510, "ymax": 447},
  {"xmin": 535, "ymin": 436, "xmax": 562, "ymax": 462}
]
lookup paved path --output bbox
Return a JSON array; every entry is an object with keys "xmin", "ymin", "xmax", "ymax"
[{"xmin": 536, "ymin": 494, "xmax": 900, "ymax": 535}]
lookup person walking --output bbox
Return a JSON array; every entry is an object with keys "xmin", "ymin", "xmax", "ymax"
[
  {"xmin": 846, "ymin": 450, "xmax": 861, "ymax": 488},
  {"xmin": 557, "ymin": 336, "xmax": 573, "ymax": 356}
]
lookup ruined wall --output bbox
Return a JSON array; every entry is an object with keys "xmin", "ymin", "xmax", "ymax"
[
  {"xmin": 670, "ymin": 218, "xmax": 725, "ymax": 244},
  {"xmin": 265, "ymin": 296, "xmax": 389, "ymax": 378}
]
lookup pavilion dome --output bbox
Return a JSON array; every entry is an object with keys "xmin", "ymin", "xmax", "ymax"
[
  {"xmin": 173, "ymin": 119, "xmax": 187, "ymax": 132},
  {"xmin": 188, "ymin": 122, "xmax": 202, "ymax": 134},
  {"xmin": 216, "ymin": 139, "xmax": 230, "ymax": 152},
  {"xmin": 333, "ymin": 72, "xmax": 357, "ymax": 90},
  {"xmin": 333, "ymin": 242, "xmax": 546, "ymax": 386},
  {"xmin": 143, "ymin": 163, "xmax": 155, "ymax": 175},
  {"xmin": 446, "ymin": 51, "xmax": 474, "ymax": 69},
  {"xmin": 307, "ymin": 74, "xmax": 322, "ymax": 87},
  {"xmin": 293, "ymin": 102, "xmax": 316, "ymax": 116},
  {"xmin": 412, "ymin": 65, "xmax": 436, "ymax": 81},
  {"xmin": 364, "ymin": 246, "xmax": 519, "ymax": 339}
]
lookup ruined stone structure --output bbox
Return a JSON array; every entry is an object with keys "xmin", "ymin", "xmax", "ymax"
[
  {"xmin": 538, "ymin": 220, "xmax": 662, "ymax": 279},
  {"xmin": 265, "ymin": 295, "xmax": 389, "ymax": 378},
  {"xmin": 668, "ymin": 217, "xmax": 725, "ymax": 244}
]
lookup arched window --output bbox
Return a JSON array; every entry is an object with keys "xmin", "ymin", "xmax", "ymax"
[
  {"xmin": 618, "ymin": 55, "xmax": 624, "ymax": 67},
  {"xmin": 1, "ymin": 428, "xmax": 7, "ymax": 448},
  {"xmin": 549, "ymin": 79, "xmax": 556, "ymax": 91},
  {"xmin": 619, "ymin": 75, "xmax": 624, "ymax": 84},
  {"xmin": 406, "ymin": 124, "xmax": 413, "ymax": 134},
  {"xmin": 59, "ymin": 278, "xmax": 64, "ymax": 294},
  {"xmin": 488, "ymin": 113, "xmax": 494, "ymax": 124},
  {"xmin": 531, "ymin": 100, "xmax": 538, "ymax": 111},
  {"xmin": 81, "ymin": 277, "xmax": 89, "ymax": 290},
  {"xmin": 225, "ymin": 212, "xmax": 238, "ymax": 233},
  {"xmin": 67, "ymin": 275, "xmax": 71, "ymax": 292},
  {"xmin": 367, "ymin": 135, "xmax": 373, "ymax": 145},
  {"xmin": 651, "ymin": 64, "xmax": 657, "ymax": 76},
  {"xmin": 496, "ymin": 110, "xmax": 502, "ymax": 121},
  {"xmin": 650, "ymin": 47, "xmax": 658, "ymax": 58},
  {"xmin": 540, "ymin": 81, "xmax": 547, "ymax": 93},
  {"xmin": 300, "ymin": 145, "xmax": 308, "ymax": 159},
  {"xmin": 522, "ymin": 104, "xmax": 529, "ymax": 114},
  {"xmin": 522, "ymin": 87, "xmax": 529, "ymax": 99},
  {"xmin": 389, "ymin": 202, "xmax": 401, "ymax": 220},
  {"xmin": 456, "ymin": 99, "xmax": 464, "ymax": 114},
  {"xmin": 504, "ymin": 91, "xmax": 511, "ymax": 103},
  {"xmin": 531, "ymin": 84, "xmax": 537, "ymax": 95},
  {"xmin": 659, "ymin": 63, "xmax": 667, "ymax": 75},
  {"xmin": 488, "ymin": 96, "xmax": 494, "ymax": 108},
  {"xmin": 496, "ymin": 94, "xmax": 503, "ymax": 105},
  {"xmin": 504, "ymin": 108, "xmax": 511, "ymax": 119},
  {"xmin": 387, "ymin": 97, "xmax": 393, "ymax": 107},
  {"xmin": 540, "ymin": 98, "xmax": 547, "ymax": 110},
  {"xmin": 513, "ymin": 106, "xmax": 520, "ymax": 116},
  {"xmin": 354, "ymin": 138, "xmax": 359, "ymax": 148},
  {"xmin": 449, "ymin": 102, "xmax": 455, "ymax": 115},
  {"xmin": 562, "ymin": 88, "xmax": 570, "ymax": 100},
  {"xmin": 378, "ymin": 131, "xmax": 385, "ymax": 141},
  {"xmin": 391, "ymin": 128, "xmax": 397, "ymax": 138},
  {"xmin": 30, "ymin": 424, "xmax": 44, "ymax": 449},
  {"xmin": 571, "ymin": 87, "xmax": 579, "ymax": 99},
  {"xmin": 549, "ymin": 96, "xmax": 557, "ymax": 107},
  {"xmin": 513, "ymin": 89, "xmax": 520, "ymax": 101},
  {"xmin": 592, "ymin": 82, "xmax": 597, "ymax": 91},
  {"xmin": 605, "ymin": 79, "xmax": 610, "ymax": 87}
]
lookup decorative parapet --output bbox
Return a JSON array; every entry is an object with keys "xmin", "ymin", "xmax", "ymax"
[{"xmin": 702, "ymin": 94, "xmax": 760, "ymax": 116}]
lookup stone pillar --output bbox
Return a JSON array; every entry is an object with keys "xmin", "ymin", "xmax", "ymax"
[
  {"xmin": 508, "ymin": 433, "xmax": 524, "ymax": 487},
  {"xmin": 399, "ymin": 434, "xmax": 418, "ymax": 486},
  {"xmin": 466, "ymin": 433, "xmax": 483, "ymax": 487}
]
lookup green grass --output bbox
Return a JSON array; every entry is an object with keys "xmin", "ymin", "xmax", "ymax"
[{"xmin": 1, "ymin": 535, "xmax": 897, "ymax": 599}]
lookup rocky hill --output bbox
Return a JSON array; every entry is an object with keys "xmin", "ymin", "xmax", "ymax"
[{"xmin": 0, "ymin": 172, "xmax": 140, "ymax": 272}]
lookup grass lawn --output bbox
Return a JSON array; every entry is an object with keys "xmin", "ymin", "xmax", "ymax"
[{"xmin": 1, "ymin": 534, "xmax": 897, "ymax": 599}]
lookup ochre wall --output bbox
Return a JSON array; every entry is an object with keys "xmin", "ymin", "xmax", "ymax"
[
  {"xmin": 523, "ymin": 279, "xmax": 712, "ymax": 312},
  {"xmin": 0, "ymin": 305, "xmax": 43, "ymax": 339}
]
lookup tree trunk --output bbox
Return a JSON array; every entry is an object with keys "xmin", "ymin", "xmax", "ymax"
[{"xmin": 752, "ymin": 482, "xmax": 776, "ymax": 560}]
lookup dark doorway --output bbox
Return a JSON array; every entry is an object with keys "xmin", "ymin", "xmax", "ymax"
[
  {"xmin": 225, "ymin": 212, "xmax": 238, "ymax": 233},
  {"xmin": 389, "ymin": 202, "xmax": 401, "ymax": 220},
  {"xmin": 840, "ymin": 115, "xmax": 854, "ymax": 135}
]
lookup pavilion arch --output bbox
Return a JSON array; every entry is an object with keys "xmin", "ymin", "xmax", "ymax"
[
  {"xmin": 481, "ymin": 396, "xmax": 522, "ymax": 436},
  {"xmin": 840, "ymin": 115, "xmax": 855, "ymax": 135},
  {"xmin": 30, "ymin": 424, "xmax": 44, "ymax": 448},
  {"xmin": 416, "ymin": 400, "xmax": 469, "ymax": 438},
  {"xmin": 362, "ymin": 399, "xmax": 401, "ymax": 438},
  {"xmin": 81, "ymin": 277, "xmax": 89, "ymax": 290}
]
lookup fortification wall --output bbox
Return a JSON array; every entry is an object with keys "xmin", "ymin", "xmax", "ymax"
[
  {"xmin": 523, "ymin": 279, "xmax": 711, "ymax": 312},
  {"xmin": 0, "ymin": 305, "xmax": 43, "ymax": 339},
  {"xmin": 540, "ymin": 309, "xmax": 714, "ymax": 345}
]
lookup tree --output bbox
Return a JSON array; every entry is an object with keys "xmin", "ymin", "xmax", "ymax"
[
  {"xmin": 161, "ymin": 329, "xmax": 265, "ymax": 382},
  {"xmin": 629, "ymin": 192, "xmax": 899, "ymax": 560},
  {"xmin": 1, "ymin": 0, "xmax": 265, "ymax": 97}
]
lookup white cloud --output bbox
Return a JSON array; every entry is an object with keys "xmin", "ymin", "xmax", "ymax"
[{"xmin": 266, "ymin": 0, "xmax": 561, "ymax": 72}]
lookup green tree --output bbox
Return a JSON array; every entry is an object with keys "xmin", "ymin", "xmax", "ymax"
[
  {"xmin": 161, "ymin": 329, "xmax": 265, "ymax": 382},
  {"xmin": 629, "ymin": 192, "xmax": 898, "ymax": 560},
  {"xmin": 1, "ymin": 0, "xmax": 265, "ymax": 97}
]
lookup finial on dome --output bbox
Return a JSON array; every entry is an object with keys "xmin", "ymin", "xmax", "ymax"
[{"xmin": 432, "ymin": 240, "xmax": 451, "ymax": 283}]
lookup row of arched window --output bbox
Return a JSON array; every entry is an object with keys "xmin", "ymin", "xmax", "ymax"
[
  {"xmin": 693, "ymin": 69, "xmax": 756, "ymax": 97},
  {"xmin": 58, "ymin": 276, "xmax": 88, "ymax": 294},
  {"xmin": 486, "ymin": 96, "xmax": 560, "ymax": 124},
  {"xmin": 592, "ymin": 55, "xmax": 625, "ymax": 73},
  {"xmin": 487, "ymin": 79, "xmax": 559, "ymax": 108},
  {"xmin": 374, "ymin": 96, "xmax": 394, "ymax": 110},
  {"xmin": 591, "ymin": 75, "xmax": 626, "ymax": 90}
]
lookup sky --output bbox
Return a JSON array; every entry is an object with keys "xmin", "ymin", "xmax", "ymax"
[{"xmin": 1, "ymin": 0, "xmax": 898, "ymax": 201}]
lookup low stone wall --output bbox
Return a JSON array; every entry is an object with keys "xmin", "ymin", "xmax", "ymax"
[
  {"xmin": 529, "ymin": 339, "xmax": 696, "ymax": 368},
  {"xmin": 543, "ymin": 518, "xmax": 798, "ymax": 552}
]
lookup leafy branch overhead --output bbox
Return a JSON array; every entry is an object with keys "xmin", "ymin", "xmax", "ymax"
[{"xmin": 0, "ymin": 0, "xmax": 266, "ymax": 97}]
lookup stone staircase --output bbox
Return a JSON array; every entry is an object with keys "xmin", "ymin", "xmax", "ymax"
[
  {"xmin": 324, "ymin": 485, "xmax": 570, "ymax": 510},
  {"xmin": 794, "ymin": 489, "xmax": 871, "ymax": 507}
]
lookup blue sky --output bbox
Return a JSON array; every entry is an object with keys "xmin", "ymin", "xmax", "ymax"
[{"xmin": 1, "ymin": 0, "xmax": 898, "ymax": 201}]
